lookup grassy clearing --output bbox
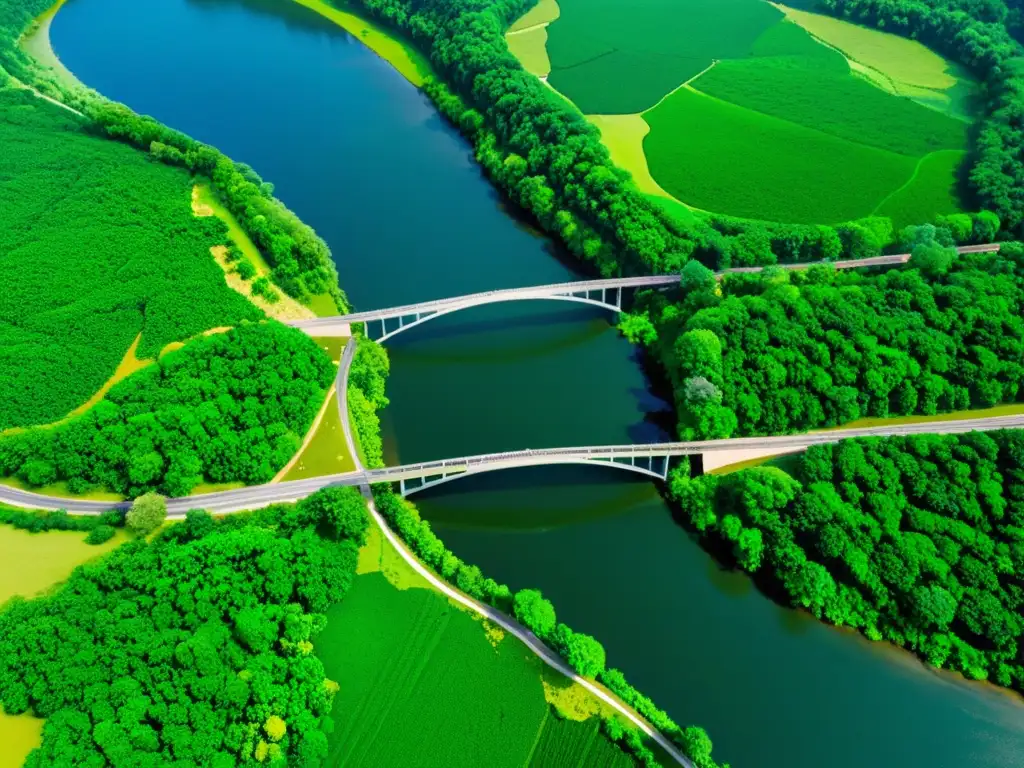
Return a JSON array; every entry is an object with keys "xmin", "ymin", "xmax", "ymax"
[
  {"xmin": 528, "ymin": 711, "xmax": 636, "ymax": 767},
  {"xmin": 507, "ymin": 25, "xmax": 551, "ymax": 77},
  {"xmin": 873, "ymin": 149, "xmax": 965, "ymax": 227},
  {"xmin": 587, "ymin": 113, "xmax": 671, "ymax": 197},
  {"xmin": 546, "ymin": 0, "xmax": 781, "ymax": 113},
  {"xmin": 692, "ymin": 55, "xmax": 967, "ymax": 156},
  {"xmin": 193, "ymin": 184, "xmax": 320, "ymax": 320},
  {"xmin": 279, "ymin": 389, "xmax": 356, "ymax": 482},
  {"xmin": 777, "ymin": 4, "xmax": 957, "ymax": 90},
  {"xmin": 0, "ymin": 521, "xmax": 125, "ymax": 605},
  {"xmin": 750, "ymin": 17, "xmax": 840, "ymax": 60},
  {"xmin": 508, "ymin": 0, "xmax": 560, "ymax": 32},
  {"xmin": 0, "ymin": 712, "xmax": 42, "ymax": 768},
  {"xmin": 0, "ymin": 476, "xmax": 125, "ymax": 502},
  {"xmin": 644, "ymin": 87, "xmax": 915, "ymax": 223},
  {"xmin": 312, "ymin": 336, "xmax": 348, "ymax": 361},
  {"xmin": 290, "ymin": 0, "xmax": 431, "ymax": 86},
  {"xmin": 646, "ymin": 193, "xmax": 698, "ymax": 226}
]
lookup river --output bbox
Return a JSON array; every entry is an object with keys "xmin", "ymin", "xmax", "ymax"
[{"xmin": 50, "ymin": 0, "xmax": 1024, "ymax": 765}]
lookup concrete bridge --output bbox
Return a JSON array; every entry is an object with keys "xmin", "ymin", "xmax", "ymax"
[
  {"xmin": 288, "ymin": 244, "xmax": 1000, "ymax": 341},
  {"xmin": 6, "ymin": 411, "xmax": 1021, "ymax": 514}
]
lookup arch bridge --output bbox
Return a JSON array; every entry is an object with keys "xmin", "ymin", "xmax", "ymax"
[{"xmin": 286, "ymin": 243, "xmax": 999, "ymax": 342}]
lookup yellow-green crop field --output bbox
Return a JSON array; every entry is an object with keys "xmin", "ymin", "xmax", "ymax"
[{"xmin": 508, "ymin": 0, "xmax": 975, "ymax": 227}]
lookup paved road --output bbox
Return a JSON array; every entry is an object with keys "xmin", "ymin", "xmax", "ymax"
[
  {"xmin": 3, "ymin": 413, "xmax": 1021, "ymax": 516},
  {"xmin": 288, "ymin": 243, "xmax": 1001, "ymax": 332}
]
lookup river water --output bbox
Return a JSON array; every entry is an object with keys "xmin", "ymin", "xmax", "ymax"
[{"xmin": 51, "ymin": 0, "xmax": 1024, "ymax": 765}]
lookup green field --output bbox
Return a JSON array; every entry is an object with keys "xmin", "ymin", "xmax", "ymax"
[
  {"xmin": 317, "ymin": 519, "xmax": 645, "ymax": 767},
  {"xmin": 513, "ymin": 0, "xmax": 972, "ymax": 227},
  {"xmin": 545, "ymin": 0, "xmax": 781, "ymax": 113},
  {"xmin": 873, "ymin": 149, "xmax": 966, "ymax": 227},
  {"xmin": 0, "ymin": 85, "xmax": 260, "ymax": 432},
  {"xmin": 692, "ymin": 56, "xmax": 967, "ymax": 157},
  {"xmin": 643, "ymin": 88, "xmax": 916, "ymax": 223}
]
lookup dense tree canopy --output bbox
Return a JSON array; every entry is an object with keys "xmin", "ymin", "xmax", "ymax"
[
  {"xmin": 673, "ymin": 430, "xmax": 1024, "ymax": 690},
  {"xmin": 633, "ymin": 243, "xmax": 1024, "ymax": 439},
  {"xmin": 0, "ymin": 487, "xmax": 369, "ymax": 766},
  {"xmin": 0, "ymin": 323, "xmax": 335, "ymax": 497}
]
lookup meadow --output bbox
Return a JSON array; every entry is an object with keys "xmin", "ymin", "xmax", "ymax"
[
  {"xmin": 545, "ymin": 0, "xmax": 781, "ymax": 113},
  {"xmin": 643, "ymin": 88, "xmax": 916, "ymax": 224},
  {"xmin": 317, "ymin": 520, "xmax": 645, "ymax": 767},
  {"xmin": 516, "ymin": 0, "xmax": 974, "ymax": 228},
  {"xmin": 0, "ymin": 86, "xmax": 260, "ymax": 432}
]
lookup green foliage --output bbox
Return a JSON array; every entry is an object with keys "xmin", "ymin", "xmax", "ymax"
[
  {"xmin": 0, "ymin": 323, "xmax": 335, "ymax": 496},
  {"xmin": 693, "ymin": 55, "xmax": 967, "ymax": 157},
  {"xmin": 562, "ymin": 630, "xmax": 607, "ymax": 678},
  {"xmin": 874, "ymin": 150, "xmax": 966, "ymax": 229},
  {"xmin": 84, "ymin": 524, "xmax": 117, "ymax": 545},
  {"xmin": 545, "ymin": 0, "xmax": 782, "ymax": 113},
  {"xmin": 236, "ymin": 258, "xmax": 257, "ymax": 280},
  {"xmin": 513, "ymin": 588, "xmax": 557, "ymax": 638},
  {"xmin": 347, "ymin": 338, "xmax": 391, "ymax": 469},
  {"xmin": 672, "ymin": 430, "xmax": 1024, "ymax": 693},
  {"xmin": 0, "ymin": 505, "xmax": 124, "ymax": 537},
  {"xmin": 640, "ymin": 250, "xmax": 1024, "ymax": 438},
  {"xmin": 644, "ymin": 87, "xmax": 917, "ymax": 224},
  {"xmin": 126, "ymin": 492, "xmax": 167, "ymax": 535},
  {"xmin": 0, "ymin": 86, "xmax": 260, "ymax": 430},
  {"xmin": 0, "ymin": 488, "xmax": 365, "ymax": 765}
]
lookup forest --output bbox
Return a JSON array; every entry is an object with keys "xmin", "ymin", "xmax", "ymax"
[
  {"xmin": 0, "ymin": 323, "xmax": 335, "ymax": 497},
  {"xmin": 671, "ymin": 429, "xmax": 1024, "ymax": 691},
  {"xmin": 0, "ymin": 487, "xmax": 370, "ymax": 766},
  {"xmin": 628, "ymin": 239, "xmax": 1024, "ymax": 440},
  {"xmin": 0, "ymin": 85, "xmax": 261, "ymax": 431}
]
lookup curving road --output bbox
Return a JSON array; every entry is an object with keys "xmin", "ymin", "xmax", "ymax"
[{"xmin": 2, "ymin": 412, "xmax": 1021, "ymax": 516}]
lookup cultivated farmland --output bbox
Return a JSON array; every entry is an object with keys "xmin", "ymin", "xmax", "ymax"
[
  {"xmin": 317, "ymin": 521, "xmax": 648, "ymax": 767},
  {"xmin": 511, "ymin": 0, "xmax": 975, "ymax": 226}
]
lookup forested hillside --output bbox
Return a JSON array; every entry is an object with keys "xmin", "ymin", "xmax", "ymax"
[
  {"xmin": 628, "ymin": 240, "xmax": 1024, "ymax": 439},
  {"xmin": 0, "ymin": 86, "xmax": 261, "ymax": 430},
  {"xmin": 0, "ymin": 488, "xmax": 370, "ymax": 766},
  {"xmin": 672, "ymin": 430, "xmax": 1024, "ymax": 690},
  {"xmin": 0, "ymin": 323, "xmax": 334, "ymax": 497}
]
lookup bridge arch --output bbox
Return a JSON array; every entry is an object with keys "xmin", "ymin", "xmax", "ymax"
[
  {"xmin": 388, "ymin": 454, "xmax": 671, "ymax": 497},
  {"xmin": 367, "ymin": 291, "xmax": 625, "ymax": 343}
]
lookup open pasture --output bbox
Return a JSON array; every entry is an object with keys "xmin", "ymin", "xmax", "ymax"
[
  {"xmin": 872, "ymin": 149, "xmax": 966, "ymax": 228},
  {"xmin": 644, "ymin": 88, "xmax": 916, "ymax": 223},
  {"xmin": 545, "ymin": 0, "xmax": 781, "ymax": 113},
  {"xmin": 692, "ymin": 55, "xmax": 968, "ymax": 156}
]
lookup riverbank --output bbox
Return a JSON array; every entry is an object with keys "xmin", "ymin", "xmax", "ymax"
[
  {"xmin": 290, "ymin": 0, "xmax": 432, "ymax": 86},
  {"xmin": 17, "ymin": 0, "xmax": 83, "ymax": 88}
]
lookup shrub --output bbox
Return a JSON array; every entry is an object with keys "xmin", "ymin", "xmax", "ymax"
[{"xmin": 126, "ymin": 493, "xmax": 167, "ymax": 535}]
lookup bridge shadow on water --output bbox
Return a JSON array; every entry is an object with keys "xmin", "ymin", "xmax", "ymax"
[{"xmin": 407, "ymin": 464, "xmax": 664, "ymax": 532}]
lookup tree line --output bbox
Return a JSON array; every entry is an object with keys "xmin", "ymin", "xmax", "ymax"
[
  {"xmin": 672, "ymin": 429, "xmax": 1024, "ymax": 691},
  {"xmin": 626, "ymin": 239, "xmax": 1024, "ymax": 440},
  {"xmin": 0, "ymin": 487, "xmax": 370, "ymax": 766},
  {"xmin": 0, "ymin": 323, "xmax": 335, "ymax": 497}
]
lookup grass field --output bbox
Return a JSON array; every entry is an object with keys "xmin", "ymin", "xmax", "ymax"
[
  {"xmin": 778, "ymin": 4, "xmax": 957, "ymax": 90},
  {"xmin": 545, "ymin": 0, "xmax": 782, "ymax": 113},
  {"xmin": 507, "ymin": 25, "xmax": 551, "ymax": 77},
  {"xmin": 318, "ymin": 514, "xmax": 648, "ymax": 767},
  {"xmin": 508, "ymin": 0, "xmax": 560, "ymax": 32},
  {"xmin": 873, "ymin": 149, "xmax": 965, "ymax": 227},
  {"xmin": 644, "ymin": 88, "xmax": 916, "ymax": 223},
  {"xmin": 692, "ymin": 56, "xmax": 967, "ymax": 157},
  {"xmin": 279, "ymin": 389, "xmax": 357, "ymax": 482}
]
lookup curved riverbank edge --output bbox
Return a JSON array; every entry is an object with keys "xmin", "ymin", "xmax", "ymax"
[
  {"xmin": 18, "ymin": 0, "xmax": 83, "ymax": 89},
  {"xmin": 289, "ymin": 0, "xmax": 432, "ymax": 86},
  {"xmin": 333, "ymin": 339, "xmax": 694, "ymax": 767}
]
